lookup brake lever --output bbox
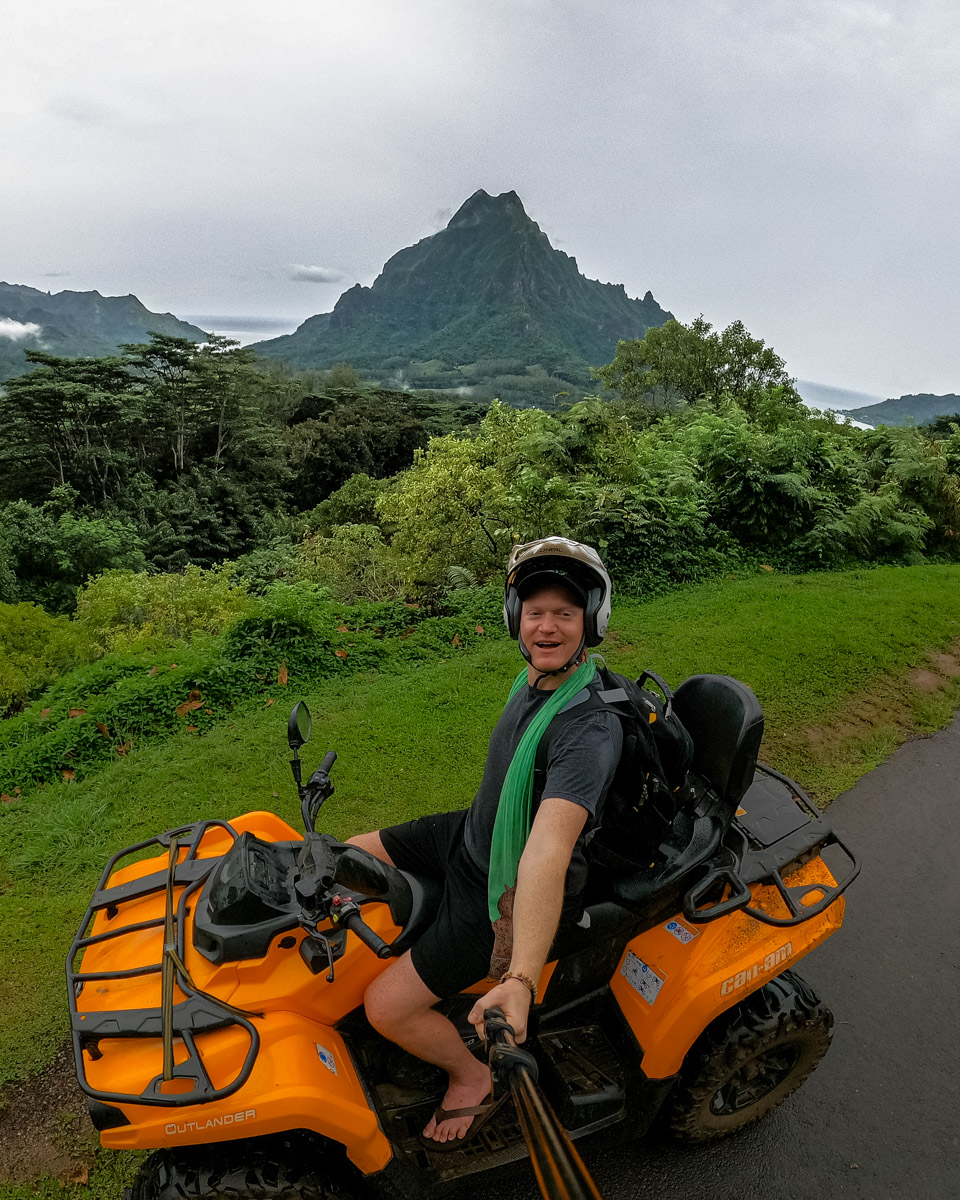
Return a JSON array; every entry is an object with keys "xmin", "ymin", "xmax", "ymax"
[{"xmin": 299, "ymin": 924, "xmax": 338, "ymax": 982}]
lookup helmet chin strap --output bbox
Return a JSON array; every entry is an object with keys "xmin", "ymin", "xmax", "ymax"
[{"xmin": 520, "ymin": 637, "xmax": 588, "ymax": 690}]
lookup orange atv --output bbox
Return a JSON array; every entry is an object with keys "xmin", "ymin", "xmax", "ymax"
[{"xmin": 67, "ymin": 675, "xmax": 858, "ymax": 1200}]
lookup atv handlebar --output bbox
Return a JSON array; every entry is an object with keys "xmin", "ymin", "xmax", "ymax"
[
  {"xmin": 483, "ymin": 1007, "xmax": 603, "ymax": 1200},
  {"xmin": 301, "ymin": 753, "xmax": 337, "ymax": 833},
  {"xmin": 333, "ymin": 897, "xmax": 393, "ymax": 958}
]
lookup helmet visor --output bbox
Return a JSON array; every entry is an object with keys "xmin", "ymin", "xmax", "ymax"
[{"xmin": 515, "ymin": 569, "xmax": 588, "ymax": 608}]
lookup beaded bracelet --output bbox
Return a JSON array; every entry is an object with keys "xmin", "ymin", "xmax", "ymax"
[{"xmin": 499, "ymin": 971, "xmax": 538, "ymax": 1001}]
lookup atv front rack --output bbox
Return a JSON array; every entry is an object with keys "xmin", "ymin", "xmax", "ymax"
[
  {"xmin": 67, "ymin": 820, "xmax": 262, "ymax": 1108},
  {"xmin": 683, "ymin": 763, "xmax": 860, "ymax": 927}
]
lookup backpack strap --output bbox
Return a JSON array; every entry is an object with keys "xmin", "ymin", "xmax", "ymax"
[{"xmin": 532, "ymin": 670, "xmax": 634, "ymax": 800}]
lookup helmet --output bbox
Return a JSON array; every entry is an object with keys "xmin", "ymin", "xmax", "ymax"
[{"xmin": 503, "ymin": 538, "xmax": 612, "ymax": 668}]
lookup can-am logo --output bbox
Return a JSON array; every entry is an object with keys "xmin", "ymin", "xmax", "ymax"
[
  {"xmin": 720, "ymin": 943, "xmax": 792, "ymax": 996},
  {"xmin": 165, "ymin": 1109, "xmax": 256, "ymax": 1136}
]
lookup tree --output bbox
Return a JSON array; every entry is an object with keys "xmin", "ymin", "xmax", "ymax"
[
  {"xmin": 0, "ymin": 352, "xmax": 138, "ymax": 504},
  {"xmin": 285, "ymin": 393, "xmax": 428, "ymax": 507},
  {"xmin": 594, "ymin": 317, "xmax": 801, "ymax": 416},
  {"xmin": 327, "ymin": 362, "xmax": 361, "ymax": 389},
  {"xmin": 0, "ymin": 492, "xmax": 147, "ymax": 611},
  {"xmin": 121, "ymin": 335, "xmax": 204, "ymax": 478}
]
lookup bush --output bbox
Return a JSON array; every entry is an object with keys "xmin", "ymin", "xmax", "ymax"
[
  {"xmin": 0, "ymin": 641, "xmax": 256, "ymax": 790},
  {"xmin": 0, "ymin": 497, "xmax": 147, "ymax": 612},
  {"xmin": 73, "ymin": 566, "xmax": 253, "ymax": 653},
  {"xmin": 0, "ymin": 603, "xmax": 93, "ymax": 714},
  {"xmin": 300, "ymin": 525, "xmax": 407, "ymax": 602},
  {"xmin": 304, "ymin": 474, "xmax": 390, "ymax": 536}
]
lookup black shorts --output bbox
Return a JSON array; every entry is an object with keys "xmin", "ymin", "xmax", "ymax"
[{"xmin": 379, "ymin": 809, "xmax": 495, "ymax": 999}]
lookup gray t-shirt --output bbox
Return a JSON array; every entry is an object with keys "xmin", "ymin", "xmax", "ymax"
[{"xmin": 463, "ymin": 678, "xmax": 623, "ymax": 905}]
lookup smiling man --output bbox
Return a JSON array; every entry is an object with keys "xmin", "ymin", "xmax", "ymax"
[{"xmin": 348, "ymin": 538, "xmax": 623, "ymax": 1146}]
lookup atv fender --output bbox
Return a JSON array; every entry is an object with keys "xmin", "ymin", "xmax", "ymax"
[
  {"xmin": 99, "ymin": 1011, "xmax": 393, "ymax": 1176},
  {"xmin": 609, "ymin": 856, "xmax": 845, "ymax": 1079}
]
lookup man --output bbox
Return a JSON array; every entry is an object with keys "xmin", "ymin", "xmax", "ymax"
[{"xmin": 348, "ymin": 538, "xmax": 623, "ymax": 1145}]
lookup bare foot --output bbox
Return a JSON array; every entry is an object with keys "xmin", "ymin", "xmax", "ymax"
[{"xmin": 422, "ymin": 1063, "xmax": 492, "ymax": 1144}]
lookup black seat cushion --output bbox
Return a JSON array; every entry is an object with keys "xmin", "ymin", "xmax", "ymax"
[{"xmin": 672, "ymin": 674, "xmax": 764, "ymax": 808}]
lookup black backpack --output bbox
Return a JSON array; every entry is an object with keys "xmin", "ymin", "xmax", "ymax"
[{"xmin": 534, "ymin": 666, "xmax": 696, "ymax": 858}]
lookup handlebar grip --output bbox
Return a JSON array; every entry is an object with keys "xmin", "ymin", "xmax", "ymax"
[
  {"xmin": 342, "ymin": 909, "xmax": 392, "ymax": 958},
  {"xmin": 319, "ymin": 750, "xmax": 337, "ymax": 775}
]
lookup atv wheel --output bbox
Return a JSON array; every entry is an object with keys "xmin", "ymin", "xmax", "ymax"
[
  {"xmin": 666, "ymin": 969, "xmax": 833, "ymax": 1143},
  {"xmin": 129, "ymin": 1132, "xmax": 352, "ymax": 1200}
]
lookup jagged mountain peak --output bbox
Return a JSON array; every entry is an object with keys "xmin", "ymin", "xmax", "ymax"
[
  {"xmin": 448, "ymin": 189, "xmax": 527, "ymax": 228},
  {"xmin": 253, "ymin": 190, "xmax": 674, "ymax": 401}
]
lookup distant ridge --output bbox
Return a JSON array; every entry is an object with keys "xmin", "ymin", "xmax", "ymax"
[
  {"xmin": 837, "ymin": 393, "xmax": 960, "ymax": 427},
  {"xmin": 252, "ymin": 189, "xmax": 673, "ymax": 404},
  {"xmin": 0, "ymin": 282, "xmax": 205, "ymax": 381}
]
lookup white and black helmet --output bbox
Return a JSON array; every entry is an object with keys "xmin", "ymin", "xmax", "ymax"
[{"xmin": 503, "ymin": 537, "xmax": 612, "ymax": 667}]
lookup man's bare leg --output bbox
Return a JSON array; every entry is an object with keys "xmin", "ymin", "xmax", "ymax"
[{"xmin": 364, "ymin": 952, "xmax": 491, "ymax": 1143}]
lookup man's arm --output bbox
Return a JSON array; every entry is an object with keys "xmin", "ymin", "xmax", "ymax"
[{"xmin": 468, "ymin": 797, "xmax": 587, "ymax": 1043}]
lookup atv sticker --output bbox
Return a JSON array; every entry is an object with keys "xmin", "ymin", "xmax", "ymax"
[
  {"xmin": 165, "ymin": 1109, "xmax": 255, "ymax": 1136},
  {"xmin": 664, "ymin": 919, "xmax": 698, "ymax": 945},
  {"xmin": 621, "ymin": 951, "xmax": 665, "ymax": 1005},
  {"xmin": 316, "ymin": 1043, "xmax": 338, "ymax": 1074},
  {"xmin": 720, "ymin": 942, "xmax": 793, "ymax": 996}
]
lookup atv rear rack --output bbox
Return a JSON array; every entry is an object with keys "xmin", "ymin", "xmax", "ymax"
[
  {"xmin": 683, "ymin": 763, "xmax": 860, "ymax": 927},
  {"xmin": 67, "ymin": 820, "xmax": 262, "ymax": 1108}
]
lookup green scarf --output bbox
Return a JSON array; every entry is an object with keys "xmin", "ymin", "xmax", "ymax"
[{"xmin": 487, "ymin": 657, "xmax": 598, "ymax": 921}]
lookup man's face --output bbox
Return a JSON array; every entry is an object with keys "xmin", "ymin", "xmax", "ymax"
[{"xmin": 519, "ymin": 585, "xmax": 585, "ymax": 673}]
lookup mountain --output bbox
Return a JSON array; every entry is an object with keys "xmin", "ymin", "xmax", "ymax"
[
  {"xmin": 0, "ymin": 283, "xmax": 206, "ymax": 381},
  {"xmin": 252, "ymin": 190, "xmax": 674, "ymax": 404},
  {"xmin": 837, "ymin": 393, "xmax": 960, "ymax": 427}
]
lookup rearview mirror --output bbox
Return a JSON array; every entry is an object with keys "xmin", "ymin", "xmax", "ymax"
[{"xmin": 288, "ymin": 702, "xmax": 312, "ymax": 751}]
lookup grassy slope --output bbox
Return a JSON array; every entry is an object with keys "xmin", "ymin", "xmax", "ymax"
[{"xmin": 2, "ymin": 564, "xmax": 960, "ymax": 1194}]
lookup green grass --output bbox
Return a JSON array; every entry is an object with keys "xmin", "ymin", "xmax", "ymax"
[
  {"xmin": 0, "ymin": 1150, "xmax": 139, "ymax": 1200},
  {"xmin": 3, "ymin": 563, "xmax": 960, "ymax": 1196}
]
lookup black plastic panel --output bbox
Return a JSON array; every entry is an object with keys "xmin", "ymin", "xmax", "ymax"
[{"xmin": 735, "ymin": 773, "xmax": 810, "ymax": 847}]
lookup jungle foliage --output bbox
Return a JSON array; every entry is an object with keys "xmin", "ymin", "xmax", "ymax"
[
  {"xmin": 376, "ymin": 393, "xmax": 960, "ymax": 596},
  {"xmin": 0, "ymin": 336, "xmax": 482, "ymax": 607}
]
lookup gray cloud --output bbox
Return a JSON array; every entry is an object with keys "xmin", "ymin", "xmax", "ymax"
[
  {"xmin": 288, "ymin": 264, "xmax": 346, "ymax": 283},
  {"xmin": 46, "ymin": 94, "xmax": 114, "ymax": 126},
  {"xmin": 0, "ymin": 319, "xmax": 42, "ymax": 341},
  {"xmin": 43, "ymin": 271, "xmax": 71, "ymax": 278}
]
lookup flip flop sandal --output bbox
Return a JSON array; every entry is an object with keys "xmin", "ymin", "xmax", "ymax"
[{"xmin": 419, "ymin": 1090, "xmax": 510, "ymax": 1151}]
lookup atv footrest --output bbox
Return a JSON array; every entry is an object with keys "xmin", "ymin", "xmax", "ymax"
[
  {"xmin": 374, "ymin": 1023, "xmax": 625, "ymax": 1182},
  {"xmin": 537, "ymin": 1023, "xmax": 626, "ymax": 1132},
  {"xmin": 398, "ymin": 1100, "xmax": 532, "ymax": 1181}
]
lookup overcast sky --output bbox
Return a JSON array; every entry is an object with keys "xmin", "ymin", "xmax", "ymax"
[{"xmin": 2, "ymin": 0, "xmax": 957, "ymax": 397}]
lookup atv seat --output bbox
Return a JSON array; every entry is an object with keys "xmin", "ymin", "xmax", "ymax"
[{"xmin": 671, "ymin": 674, "xmax": 765, "ymax": 812}]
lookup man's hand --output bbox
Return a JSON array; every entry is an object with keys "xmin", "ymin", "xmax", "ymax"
[{"xmin": 469, "ymin": 977, "xmax": 533, "ymax": 1043}]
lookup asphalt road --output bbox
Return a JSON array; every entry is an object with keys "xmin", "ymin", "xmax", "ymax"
[{"xmin": 466, "ymin": 715, "xmax": 960, "ymax": 1200}]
